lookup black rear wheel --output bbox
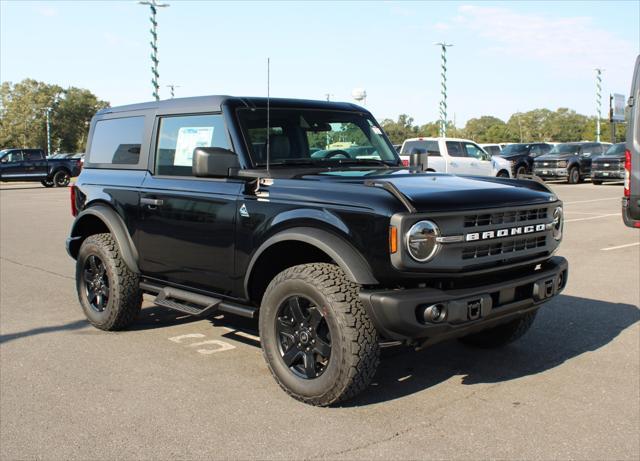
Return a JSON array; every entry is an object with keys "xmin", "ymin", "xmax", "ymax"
[
  {"xmin": 592, "ymin": 180, "xmax": 603, "ymax": 185},
  {"xmin": 54, "ymin": 170, "xmax": 70, "ymax": 187},
  {"xmin": 76, "ymin": 233, "xmax": 141, "ymax": 330},
  {"xmin": 41, "ymin": 178, "xmax": 54, "ymax": 187}
]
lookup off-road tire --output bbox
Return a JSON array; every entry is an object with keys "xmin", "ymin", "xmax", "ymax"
[
  {"xmin": 41, "ymin": 178, "xmax": 54, "ymax": 187},
  {"xmin": 459, "ymin": 311, "xmax": 538, "ymax": 348},
  {"xmin": 76, "ymin": 233, "xmax": 141, "ymax": 330},
  {"xmin": 53, "ymin": 169, "xmax": 71, "ymax": 187},
  {"xmin": 568, "ymin": 166, "xmax": 580, "ymax": 184},
  {"xmin": 259, "ymin": 263, "xmax": 380, "ymax": 406},
  {"xmin": 497, "ymin": 170, "xmax": 510, "ymax": 178},
  {"xmin": 592, "ymin": 180, "xmax": 603, "ymax": 185},
  {"xmin": 516, "ymin": 166, "xmax": 527, "ymax": 177}
]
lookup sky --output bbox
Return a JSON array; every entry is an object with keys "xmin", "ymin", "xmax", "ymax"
[{"xmin": 1, "ymin": 1, "xmax": 638, "ymax": 126}]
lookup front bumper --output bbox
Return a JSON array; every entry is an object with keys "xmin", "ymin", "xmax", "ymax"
[
  {"xmin": 359, "ymin": 256, "xmax": 568, "ymax": 343},
  {"xmin": 533, "ymin": 167, "xmax": 567, "ymax": 179},
  {"xmin": 591, "ymin": 170, "xmax": 624, "ymax": 180}
]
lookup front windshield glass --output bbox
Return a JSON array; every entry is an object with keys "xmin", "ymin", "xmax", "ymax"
[
  {"xmin": 237, "ymin": 108, "xmax": 399, "ymax": 167},
  {"xmin": 603, "ymin": 143, "xmax": 625, "ymax": 156},
  {"xmin": 549, "ymin": 144, "xmax": 581, "ymax": 154},
  {"xmin": 500, "ymin": 144, "xmax": 529, "ymax": 156}
]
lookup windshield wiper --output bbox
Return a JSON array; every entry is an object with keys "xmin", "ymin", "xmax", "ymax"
[{"xmin": 328, "ymin": 158, "xmax": 393, "ymax": 168}]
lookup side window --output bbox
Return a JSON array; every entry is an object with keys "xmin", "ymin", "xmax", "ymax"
[
  {"xmin": 155, "ymin": 114, "xmax": 230, "ymax": 176},
  {"xmin": 530, "ymin": 145, "xmax": 543, "ymax": 156},
  {"xmin": 90, "ymin": 116, "xmax": 145, "ymax": 165},
  {"xmin": 24, "ymin": 150, "xmax": 44, "ymax": 161},
  {"xmin": 446, "ymin": 141, "xmax": 465, "ymax": 157},
  {"xmin": 5, "ymin": 151, "xmax": 24, "ymax": 162},
  {"xmin": 463, "ymin": 142, "xmax": 485, "ymax": 159}
]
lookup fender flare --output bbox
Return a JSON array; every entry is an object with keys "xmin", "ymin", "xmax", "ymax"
[
  {"xmin": 244, "ymin": 227, "xmax": 378, "ymax": 296},
  {"xmin": 68, "ymin": 205, "xmax": 139, "ymax": 274}
]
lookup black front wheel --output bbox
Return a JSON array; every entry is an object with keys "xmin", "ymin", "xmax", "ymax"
[
  {"xmin": 259, "ymin": 263, "xmax": 379, "ymax": 406},
  {"xmin": 41, "ymin": 178, "xmax": 54, "ymax": 187},
  {"xmin": 568, "ymin": 167, "xmax": 580, "ymax": 184},
  {"xmin": 592, "ymin": 180, "xmax": 603, "ymax": 185},
  {"xmin": 54, "ymin": 170, "xmax": 71, "ymax": 187}
]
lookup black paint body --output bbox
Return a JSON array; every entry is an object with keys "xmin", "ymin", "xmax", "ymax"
[{"xmin": 67, "ymin": 96, "xmax": 568, "ymax": 341}]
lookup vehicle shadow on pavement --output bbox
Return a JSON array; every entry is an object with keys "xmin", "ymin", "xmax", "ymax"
[
  {"xmin": 0, "ymin": 186, "xmax": 48, "ymax": 191},
  {"xmin": 127, "ymin": 304, "xmax": 202, "ymax": 331},
  {"xmin": 344, "ymin": 295, "xmax": 639, "ymax": 407},
  {"xmin": 0, "ymin": 319, "xmax": 89, "ymax": 344}
]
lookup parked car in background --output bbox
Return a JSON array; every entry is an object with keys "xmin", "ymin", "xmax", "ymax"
[
  {"xmin": 591, "ymin": 143, "xmax": 626, "ymax": 185},
  {"xmin": 499, "ymin": 143, "xmax": 554, "ymax": 177},
  {"xmin": 0, "ymin": 148, "xmax": 82, "ymax": 187},
  {"xmin": 393, "ymin": 144, "xmax": 402, "ymax": 153},
  {"xmin": 480, "ymin": 143, "xmax": 502, "ymax": 156},
  {"xmin": 623, "ymin": 54, "xmax": 640, "ymax": 228},
  {"xmin": 533, "ymin": 142, "xmax": 609, "ymax": 183},
  {"xmin": 399, "ymin": 137, "xmax": 511, "ymax": 177}
]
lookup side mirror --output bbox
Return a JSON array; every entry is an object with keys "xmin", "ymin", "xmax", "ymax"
[
  {"xmin": 193, "ymin": 147, "xmax": 240, "ymax": 177},
  {"xmin": 409, "ymin": 147, "xmax": 429, "ymax": 171},
  {"xmin": 0, "ymin": 157, "xmax": 7, "ymax": 164}
]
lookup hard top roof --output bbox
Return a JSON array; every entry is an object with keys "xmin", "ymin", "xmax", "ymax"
[{"xmin": 96, "ymin": 95, "xmax": 366, "ymax": 116}]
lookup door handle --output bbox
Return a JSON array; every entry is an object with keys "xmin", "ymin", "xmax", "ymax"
[
  {"xmin": 141, "ymin": 197, "xmax": 164, "ymax": 207},
  {"xmin": 449, "ymin": 162, "xmax": 457, "ymax": 167}
]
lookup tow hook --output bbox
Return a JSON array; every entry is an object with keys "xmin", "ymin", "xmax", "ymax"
[{"xmin": 533, "ymin": 277, "xmax": 557, "ymax": 301}]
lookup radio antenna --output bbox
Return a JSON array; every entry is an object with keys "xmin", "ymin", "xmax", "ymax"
[{"xmin": 266, "ymin": 57, "xmax": 270, "ymax": 172}]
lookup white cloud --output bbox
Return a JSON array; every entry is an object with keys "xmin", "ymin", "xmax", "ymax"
[
  {"xmin": 32, "ymin": 5, "xmax": 57, "ymax": 17},
  {"xmin": 455, "ymin": 4, "xmax": 635, "ymax": 73}
]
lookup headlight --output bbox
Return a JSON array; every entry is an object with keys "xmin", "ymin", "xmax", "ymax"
[
  {"xmin": 552, "ymin": 207, "xmax": 563, "ymax": 241},
  {"xmin": 406, "ymin": 220, "xmax": 440, "ymax": 262},
  {"xmin": 557, "ymin": 161, "xmax": 568, "ymax": 168}
]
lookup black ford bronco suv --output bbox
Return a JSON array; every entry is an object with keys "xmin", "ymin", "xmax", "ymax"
[{"xmin": 66, "ymin": 96, "xmax": 568, "ymax": 406}]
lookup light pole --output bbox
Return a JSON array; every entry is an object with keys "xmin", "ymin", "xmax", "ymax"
[
  {"xmin": 595, "ymin": 68, "xmax": 604, "ymax": 142},
  {"xmin": 45, "ymin": 107, "xmax": 52, "ymax": 155},
  {"xmin": 139, "ymin": 0, "xmax": 170, "ymax": 101},
  {"xmin": 435, "ymin": 42, "xmax": 453, "ymax": 137},
  {"xmin": 166, "ymin": 84, "xmax": 180, "ymax": 98}
]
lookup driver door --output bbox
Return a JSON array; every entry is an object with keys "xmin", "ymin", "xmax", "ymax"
[{"xmin": 0, "ymin": 151, "xmax": 25, "ymax": 180}]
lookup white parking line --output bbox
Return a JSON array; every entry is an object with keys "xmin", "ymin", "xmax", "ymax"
[
  {"xmin": 563, "ymin": 197, "xmax": 620, "ymax": 205},
  {"xmin": 600, "ymin": 242, "xmax": 640, "ymax": 251},
  {"xmin": 565, "ymin": 213, "xmax": 620, "ymax": 223}
]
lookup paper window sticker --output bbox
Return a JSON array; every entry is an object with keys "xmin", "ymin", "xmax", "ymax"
[{"xmin": 174, "ymin": 127, "xmax": 214, "ymax": 166}]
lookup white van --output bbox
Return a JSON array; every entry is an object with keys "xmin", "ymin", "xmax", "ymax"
[{"xmin": 399, "ymin": 137, "xmax": 512, "ymax": 177}]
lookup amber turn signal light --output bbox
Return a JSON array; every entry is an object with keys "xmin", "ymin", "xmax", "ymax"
[{"xmin": 389, "ymin": 226, "xmax": 398, "ymax": 254}]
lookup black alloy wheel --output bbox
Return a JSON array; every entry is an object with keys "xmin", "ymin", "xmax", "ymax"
[
  {"xmin": 54, "ymin": 170, "xmax": 71, "ymax": 187},
  {"xmin": 82, "ymin": 254, "xmax": 110, "ymax": 313},
  {"xmin": 275, "ymin": 296, "xmax": 331, "ymax": 379},
  {"xmin": 568, "ymin": 167, "xmax": 580, "ymax": 184}
]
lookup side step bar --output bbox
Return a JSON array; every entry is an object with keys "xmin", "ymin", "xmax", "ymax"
[{"xmin": 140, "ymin": 282, "xmax": 257, "ymax": 319}]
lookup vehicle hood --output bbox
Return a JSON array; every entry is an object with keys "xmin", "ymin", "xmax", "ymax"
[
  {"xmin": 301, "ymin": 170, "xmax": 556, "ymax": 212},
  {"xmin": 535, "ymin": 153, "xmax": 576, "ymax": 161}
]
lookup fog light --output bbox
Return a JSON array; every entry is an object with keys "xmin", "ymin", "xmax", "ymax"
[{"xmin": 421, "ymin": 304, "xmax": 446, "ymax": 323}]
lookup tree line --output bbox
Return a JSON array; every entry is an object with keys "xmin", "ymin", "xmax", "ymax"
[
  {"xmin": 0, "ymin": 78, "xmax": 626, "ymax": 153},
  {"xmin": 379, "ymin": 108, "xmax": 625, "ymax": 146},
  {"xmin": 0, "ymin": 79, "xmax": 109, "ymax": 154}
]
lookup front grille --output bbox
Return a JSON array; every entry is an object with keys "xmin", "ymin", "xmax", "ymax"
[
  {"xmin": 464, "ymin": 207, "xmax": 548, "ymax": 228},
  {"xmin": 462, "ymin": 236, "xmax": 547, "ymax": 260},
  {"xmin": 535, "ymin": 160, "xmax": 561, "ymax": 168},
  {"xmin": 592, "ymin": 160, "xmax": 622, "ymax": 171}
]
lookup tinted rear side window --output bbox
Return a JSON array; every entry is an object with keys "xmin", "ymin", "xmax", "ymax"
[
  {"xmin": 446, "ymin": 141, "xmax": 466, "ymax": 157},
  {"xmin": 401, "ymin": 140, "xmax": 440, "ymax": 156},
  {"xmin": 89, "ymin": 116, "xmax": 145, "ymax": 165}
]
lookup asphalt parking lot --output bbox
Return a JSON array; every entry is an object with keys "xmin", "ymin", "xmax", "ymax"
[{"xmin": 1, "ymin": 180, "xmax": 638, "ymax": 460}]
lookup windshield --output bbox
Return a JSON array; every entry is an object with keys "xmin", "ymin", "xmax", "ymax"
[
  {"xmin": 500, "ymin": 144, "xmax": 529, "ymax": 156},
  {"xmin": 237, "ymin": 108, "xmax": 399, "ymax": 167},
  {"xmin": 602, "ymin": 143, "xmax": 625, "ymax": 156},
  {"xmin": 549, "ymin": 144, "xmax": 581, "ymax": 154}
]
